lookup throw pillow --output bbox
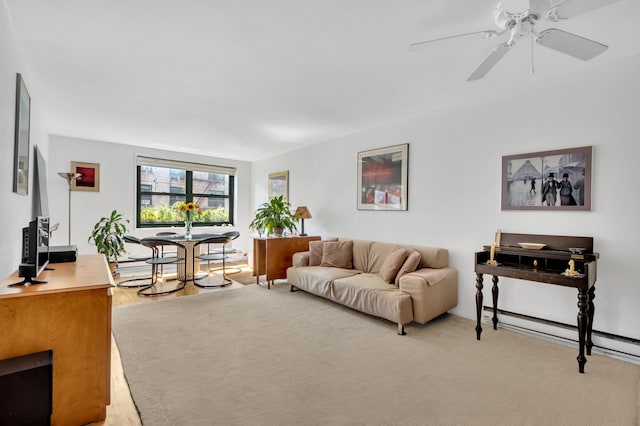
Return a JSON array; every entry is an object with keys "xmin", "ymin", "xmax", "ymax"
[
  {"xmin": 308, "ymin": 241, "xmax": 324, "ymax": 266},
  {"xmin": 378, "ymin": 245, "xmax": 409, "ymax": 284},
  {"xmin": 320, "ymin": 240, "xmax": 353, "ymax": 269},
  {"xmin": 394, "ymin": 249, "xmax": 422, "ymax": 286},
  {"xmin": 309, "ymin": 238, "xmax": 338, "ymax": 266}
]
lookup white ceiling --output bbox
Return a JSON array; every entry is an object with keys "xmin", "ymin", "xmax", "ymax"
[{"xmin": 5, "ymin": 0, "xmax": 639, "ymax": 161}]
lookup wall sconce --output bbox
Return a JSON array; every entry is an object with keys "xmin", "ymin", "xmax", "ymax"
[{"xmin": 294, "ymin": 206, "xmax": 312, "ymax": 236}]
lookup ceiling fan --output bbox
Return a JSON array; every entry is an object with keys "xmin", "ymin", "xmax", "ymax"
[{"xmin": 410, "ymin": 0, "xmax": 621, "ymax": 81}]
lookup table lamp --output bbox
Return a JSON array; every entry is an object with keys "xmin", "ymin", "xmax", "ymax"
[
  {"xmin": 294, "ymin": 206, "xmax": 312, "ymax": 236},
  {"xmin": 57, "ymin": 172, "xmax": 82, "ymax": 245}
]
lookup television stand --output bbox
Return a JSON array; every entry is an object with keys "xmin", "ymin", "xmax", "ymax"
[
  {"xmin": 8, "ymin": 276, "xmax": 47, "ymax": 287},
  {"xmin": 9, "ymin": 264, "xmax": 47, "ymax": 287}
]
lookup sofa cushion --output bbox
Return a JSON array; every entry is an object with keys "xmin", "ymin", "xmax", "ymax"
[
  {"xmin": 350, "ymin": 239, "xmax": 373, "ymax": 273},
  {"xmin": 321, "ymin": 240, "xmax": 353, "ymax": 269},
  {"xmin": 377, "ymin": 245, "xmax": 409, "ymax": 284},
  {"xmin": 287, "ymin": 266, "xmax": 360, "ymax": 298},
  {"xmin": 394, "ymin": 249, "xmax": 422, "ymax": 286},
  {"xmin": 309, "ymin": 238, "xmax": 338, "ymax": 266},
  {"xmin": 331, "ymin": 273, "xmax": 414, "ymax": 324}
]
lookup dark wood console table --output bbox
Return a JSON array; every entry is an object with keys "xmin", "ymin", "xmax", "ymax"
[{"xmin": 474, "ymin": 233, "xmax": 599, "ymax": 373}]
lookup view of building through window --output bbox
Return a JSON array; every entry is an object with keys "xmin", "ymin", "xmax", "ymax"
[{"xmin": 136, "ymin": 159, "xmax": 234, "ymax": 227}]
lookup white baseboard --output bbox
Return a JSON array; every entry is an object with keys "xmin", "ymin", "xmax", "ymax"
[{"xmin": 482, "ymin": 310, "xmax": 640, "ymax": 365}]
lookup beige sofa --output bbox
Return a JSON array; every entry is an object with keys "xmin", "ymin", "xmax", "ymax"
[{"xmin": 286, "ymin": 238, "xmax": 458, "ymax": 335}]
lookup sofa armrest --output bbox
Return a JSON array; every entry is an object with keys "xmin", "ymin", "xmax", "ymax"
[
  {"xmin": 399, "ymin": 267, "xmax": 458, "ymax": 324},
  {"xmin": 292, "ymin": 251, "xmax": 310, "ymax": 267}
]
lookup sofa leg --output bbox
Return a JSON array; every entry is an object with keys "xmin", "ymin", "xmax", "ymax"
[
  {"xmin": 397, "ymin": 323, "xmax": 406, "ymax": 336},
  {"xmin": 290, "ymin": 285, "xmax": 297, "ymax": 292}
]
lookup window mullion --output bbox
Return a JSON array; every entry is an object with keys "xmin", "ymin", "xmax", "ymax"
[{"xmin": 186, "ymin": 170, "xmax": 193, "ymax": 203}]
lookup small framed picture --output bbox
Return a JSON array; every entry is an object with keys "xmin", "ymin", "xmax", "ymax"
[
  {"xmin": 71, "ymin": 161, "xmax": 101, "ymax": 192},
  {"xmin": 502, "ymin": 146, "xmax": 592, "ymax": 211},
  {"xmin": 357, "ymin": 143, "xmax": 408, "ymax": 211},
  {"xmin": 268, "ymin": 171, "xmax": 288, "ymax": 201}
]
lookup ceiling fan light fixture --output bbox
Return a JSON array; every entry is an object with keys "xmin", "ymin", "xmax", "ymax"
[{"xmin": 411, "ymin": 0, "xmax": 620, "ymax": 81}]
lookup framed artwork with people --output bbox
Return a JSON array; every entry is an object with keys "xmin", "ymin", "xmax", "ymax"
[{"xmin": 501, "ymin": 146, "xmax": 592, "ymax": 211}]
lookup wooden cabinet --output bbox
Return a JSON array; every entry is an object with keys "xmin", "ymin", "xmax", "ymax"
[
  {"xmin": 253, "ymin": 236, "xmax": 321, "ymax": 288},
  {"xmin": 0, "ymin": 255, "xmax": 113, "ymax": 425}
]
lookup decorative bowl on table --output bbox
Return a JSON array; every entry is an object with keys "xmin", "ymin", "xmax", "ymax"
[{"xmin": 518, "ymin": 242, "xmax": 546, "ymax": 250}]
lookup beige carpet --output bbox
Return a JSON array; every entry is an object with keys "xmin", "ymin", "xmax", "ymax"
[
  {"xmin": 112, "ymin": 285, "xmax": 640, "ymax": 425},
  {"xmin": 200, "ymin": 259, "xmax": 256, "ymax": 285}
]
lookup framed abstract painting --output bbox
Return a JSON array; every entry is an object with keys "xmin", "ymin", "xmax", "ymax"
[
  {"xmin": 357, "ymin": 143, "xmax": 408, "ymax": 211},
  {"xmin": 70, "ymin": 161, "xmax": 101, "ymax": 192}
]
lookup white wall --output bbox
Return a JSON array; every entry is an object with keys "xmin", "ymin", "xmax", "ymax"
[
  {"xmin": 252, "ymin": 56, "xmax": 640, "ymax": 340},
  {"xmin": 0, "ymin": 2, "xmax": 50, "ymax": 279},
  {"xmin": 48, "ymin": 135, "xmax": 253, "ymax": 257}
]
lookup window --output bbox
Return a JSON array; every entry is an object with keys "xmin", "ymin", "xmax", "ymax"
[{"xmin": 136, "ymin": 157, "xmax": 235, "ymax": 227}]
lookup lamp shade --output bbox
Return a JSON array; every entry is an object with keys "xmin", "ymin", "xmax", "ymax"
[
  {"xmin": 57, "ymin": 172, "xmax": 82, "ymax": 185},
  {"xmin": 294, "ymin": 206, "xmax": 312, "ymax": 220}
]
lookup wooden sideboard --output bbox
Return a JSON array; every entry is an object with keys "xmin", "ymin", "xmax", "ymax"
[
  {"xmin": 0, "ymin": 254, "xmax": 113, "ymax": 425},
  {"xmin": 474, "ymin": 232, "xmax": 598, "ymax": 373},
  {"xmin": 253, "ymin": 235, "xmax": 321, "ymax": 288}
]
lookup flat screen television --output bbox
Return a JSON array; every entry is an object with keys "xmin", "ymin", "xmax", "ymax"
[
  {"xmin": 33, "ymin": 146, "xmax": 49, "ymax": 218},
  {"xmin": 10, "ymin": 217, "xmax": 50, "ymax": 287}
]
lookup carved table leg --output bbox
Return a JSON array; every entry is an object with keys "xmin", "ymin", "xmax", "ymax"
[
  {"xmin": 577, "ymin": 289, "xmax": 588, "ymax": 373},
  {"xmin": 475, "ymin": 273, "xmax": 484, "ymax": 340},
  {"xmin": 586, "ymin": 285, "xmax": 596, "ymax": 356},
  {"xmin": 492, "ymin": 275, "xmax": 499, "ymax": 331}
]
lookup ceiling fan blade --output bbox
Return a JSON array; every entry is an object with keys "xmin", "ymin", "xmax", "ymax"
[
  {"xmin": 467, "ymin": 43, "xmax": 511, "ymax": 81},
  {"xmin": 550, "ymin": 0, "xmax": 622, "ymax": 20},
  {"xmin": 409, "ymin": 30, "xmax": 497, "ymax": 52},
  {"xmin": 529, "ymin": 0, "xmax": 554, "ymax": 15},
  {"xmin": 538, "ymin": 28, "xmax": 608, "ymax": 60}
]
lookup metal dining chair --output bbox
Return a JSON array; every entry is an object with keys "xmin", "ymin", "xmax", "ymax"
[
  {"xmin": 200, "ymin": 231, "xmax": 241, "ymax": 273},
  {"xmin": 116, "ymin": 235, "xmax": 153, "ymax": 288},
  {"xmin": 137, "ymin": 238, "xmax": 186, "ymax": 296},
  {"xmin": 155, "ymin": 231, "xmax": 177, "ymax": 277},
  {"xmin": 193, "ymin": 234, "xmax": 232, "ymax": 288}
]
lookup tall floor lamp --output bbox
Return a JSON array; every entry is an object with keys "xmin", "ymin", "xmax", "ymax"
[{"xmin": 57, "ymin": 172, "xmax": 82, "ymax": 245}]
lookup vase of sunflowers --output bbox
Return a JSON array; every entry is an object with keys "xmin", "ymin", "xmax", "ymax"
[{"xmin": 178, "ymin": 201, "xmax": 202, "ymax": 240}]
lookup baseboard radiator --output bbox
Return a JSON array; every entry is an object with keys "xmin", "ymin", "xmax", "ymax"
[{"xmin": 482, "ymin": 306, "xmax": 640, "ymax": 365}]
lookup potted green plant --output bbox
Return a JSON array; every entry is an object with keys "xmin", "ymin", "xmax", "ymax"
[
  {"xmin": 249, "ymin": 195, "xmax": 298, "ymax": 237},
  {"xmin": 88, "ymin": 210, "xmax": 129, "ymax": 273}
]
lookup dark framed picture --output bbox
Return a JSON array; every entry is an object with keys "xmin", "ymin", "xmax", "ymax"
[
  {"xmin": 502, "ymin": 146, "xmax": 592, "ymax": 211},
  {"xmin": 357, "ymin": 143, "xmax": 408, "ymax": 211},
  {"xmin": 13, "ymin": 73, "xmax": 31, "ymax": 195},
  {"xmin": 268, "ymin": 170, "xmax": 288, "ymax": 201},
  {"xmin": 70, "ymin": 161, "xmax": 101, "ymax": 192}
]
